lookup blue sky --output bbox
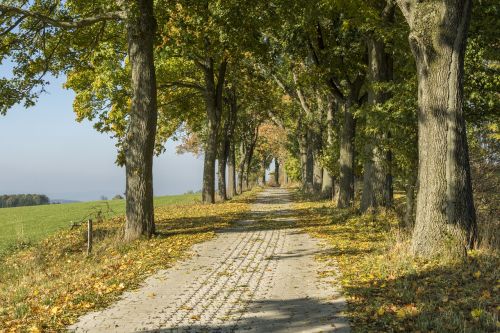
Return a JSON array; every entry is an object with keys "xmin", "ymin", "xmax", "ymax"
[{"xmin": 0, "ymin": 74, "xmax": 203, "ymax": 201}]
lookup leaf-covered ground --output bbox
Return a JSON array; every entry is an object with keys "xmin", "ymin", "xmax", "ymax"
[
  {"xmin": 291, "ymin": 196, "xmax": 499, "ymax": 333},
  {"xmin": 0, "ymin": 190, "xmax": 258, "ymax": 332},
  {"xmin": 1, "ymin": 187, "xmax": 498, "ymax": 332}
]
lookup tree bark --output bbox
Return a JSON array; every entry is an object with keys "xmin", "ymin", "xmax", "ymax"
[
  {"xmin": 403, "ymin": 171, "xmax": 417, "ymax": 230},
  {"xmin": 203, "ymin": 120, "xmax": 217, "ymax": 204},
  {"xmin": 124, "ymin": 0, "xmax": 157, "ymax": 241},
  {"xmin": 274, "ymin": 158, "xmax": 280, "ymax": 186},
  {"xmin": 313, "ymin": 157, "xmax": 323, "ymax": 192},
  {"xmin": 261, "ymin": 159, "xmax": 267, "ymax": 186},
  {"xmin": 226, "ymin": 87, "xmax": 238, "ymax": 198},
  {"xmin": 227, "ymin": 141, "xmax": 236, "ymax": 198},
  {"xmin": 396, "ymin": 0, "xmax": 477, "ymax": 257},
  {"xmin": 337, "ymin": 100, "xmax": 355, "ymax": 208},
  {"xmin": 382, "ymin": 148, "xmax": 393, "ymax": 207},
  {"xmin": 217, "ymin": 139, "xmax": 228, "ymax": 201},
  {"xmin": 201, "ymin": 60, "xmax": 227, "ymax": 204},
  {"xmin": 298, "ymin": 126, "xmax": 314, "ymax": 192},
  {"xmin": 361, "ymin": 31, "xmax": 394, "ymax": 212},
  {"xmin": 245, "ymin": 129, "xmax": 258, "ymax": 190},
  {"xmin": 361, "ymin": 143, "xmax": 377, "ymax": 212},
  {"xmin": 321, "ymin": 97, "xmax": 335, "ymax": 198},
  {"xmin": 237, "ymin": 142, "xmax": 245, "ymax": 193}
]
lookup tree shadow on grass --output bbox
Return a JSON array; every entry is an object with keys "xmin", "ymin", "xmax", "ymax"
[{"xmin": 341, "ymin": 257, "xmax": 498, "ymax": 332}]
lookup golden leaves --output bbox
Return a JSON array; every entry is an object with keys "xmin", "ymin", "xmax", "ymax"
[
  {"xmin": 0, "ymin": 196, "xmax": 253, "ymax": 332},
  {"xmin": 292, "ymin": 196, "xmax": 499, "ymax": 333}
]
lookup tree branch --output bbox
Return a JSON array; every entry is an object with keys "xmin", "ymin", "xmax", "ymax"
[
  {"xmin": 0, "ymin": 5, "xmax": 126, "ymax": 29},
  {"xmin": 272, "ymin": 74, "xmax": 297, "ymax": 99},
  {"xmin": 0, "ymin": 15, "xmax": 26, "ymax": 36},
  {"xmin": 159, "ymin": 81, "xmax": 204, "ymax": 91},
  {"xmin": 394, "ymin": 0, "xmax": 414, "ymax": 26},
  {"xmin": 215, "ymin": 59, "xmax": 227, "ymax": 109},
  {"xmin": 292, "ymin": 71, "xmax": 312, "ymax": 115}
]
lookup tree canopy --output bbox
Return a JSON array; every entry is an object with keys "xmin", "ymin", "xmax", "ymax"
[{"xmin": 1, "ymin": 0, "xmax": 498, "ymax": 258}]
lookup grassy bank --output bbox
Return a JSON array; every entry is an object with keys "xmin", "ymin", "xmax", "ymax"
[
  {"xmin": 0, "ymin": 194, "xmax": 200, "ymax": 256},
  {"xmin": 0, "ymin": 189, "xmax": 259, "ymax": 332},
  {"xmin": 292, "ymin": 197, "xmax": 499, "ymax": 333}
]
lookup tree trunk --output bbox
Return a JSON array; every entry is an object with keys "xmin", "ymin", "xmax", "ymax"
[
  {"xmin": 274, "ymin": 158, "xmax": 280, "ymax": 186},
  {"xmin": 361, "ymin": 143, "xmax": 377, "ymax": 212},
  {"xmin": 397, "ymin": 0, "xmax": 477, "ymax": 257},
  {"xmin": 337, "ymin": 101, "xmax": 355, "ymax": 208},
  {"xmin": 217, "ymin": 139, "xmax": 228, "ymax": 201},
  {"xmin": 313, "ymin": 158, "xmax": 323, "ymax": 192},
  {"xmin": 238, "ymin": 142, "xmax": 245, "ymax": 193},
  {"xmin": 227, "ymin": 141, "xmax": 236, "ymax": 198},
  {"xmin": 260, "ymin": 159, "xmax": 266, "ymax": 186},
  {"xmin": 321, "ymin": 97, "xmax": 334, "ymax": 198},
  {"xmin": 237, "ymin": 169, "xmax": 243, "ymax": 194},
  {"xmin": 226, "ymin": 87, "xmax": 238, "ymax": 198},
  {"xmin": 202, "ymin": 120, "xmax": 217, "ymax": 204},
  {"xmin": 361, "ymin": 34, "xmax": 393, "ymax": 212},
  {"xmin": 245, "ymin": 131, "xmax": 258, "ymax": 190},
  {"xmin": 382, "ymin": 148, "xmax": 393, "ymax": 207},
  {"xmin": 201, "ymin": 60, "xmax": 227, "ymax": 204},
  {"xmin": 403, "ymin": 172, "xmax": 417, "ymax": 230},
  {"xmin": 124, "ymin": 0, "xmax": 157, "ymax": 241},
  {"xmin": 282, "ymin": 163, "xmax": 288, "ymax": 186}
]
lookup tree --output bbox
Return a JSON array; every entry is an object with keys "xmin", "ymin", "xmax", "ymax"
[
  {"xmin": 0, "ymin": 0, "xmax": 158, "ymax": 241},
  {"xmin": 360, "ymin": 0, "xmax": 396, "ymax": 212},
  {"xmin": 395, "ymin": 0, "xmax": 477, "ymax": 257},
  {"xmin": 158, "ymin": 0, "xmax": 268, "ymax": 203}
]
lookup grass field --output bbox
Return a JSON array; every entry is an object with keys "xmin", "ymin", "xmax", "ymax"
[{"xmin": 0, "ymin": 194, "xmax": 200, "ymax": 256}]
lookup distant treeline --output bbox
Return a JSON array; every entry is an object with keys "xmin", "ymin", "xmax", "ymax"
[{"xmin": 0, "ymin": 194, "xmax": 50, "ymax": 208}]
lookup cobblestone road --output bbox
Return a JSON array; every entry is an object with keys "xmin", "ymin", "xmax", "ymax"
[{"xmin": 69, "ymin": 188, "xmax": 349, "ymax": 332}]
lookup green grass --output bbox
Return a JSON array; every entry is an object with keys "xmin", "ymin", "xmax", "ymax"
[{"xmin": 0, "ymin": 193, "xmax": 200, "ymax": 256}]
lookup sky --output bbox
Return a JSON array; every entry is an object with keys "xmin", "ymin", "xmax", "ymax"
[{"xmin": 0, "ymin": 74, "xmax": 204, "ymax": 201}]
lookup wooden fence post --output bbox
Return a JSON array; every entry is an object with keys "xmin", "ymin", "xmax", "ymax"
[{"xmin": 87, "ymin": 219, "xmax": 93, "ymax": 255}]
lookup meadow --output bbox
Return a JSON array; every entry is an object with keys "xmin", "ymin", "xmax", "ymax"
[{"xmin": 0, "ymin": 194, "xmax": 200, "ymax": 256}]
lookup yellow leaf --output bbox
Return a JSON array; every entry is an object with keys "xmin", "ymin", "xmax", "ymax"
[
  {"xmin": 396, "ymin": 308, "xmax": 406, "ymax": 319},
  {"xmin": 473, "ymin": 271, "xmax": 481, "ymax": 279},
  {"xmin": 28, "ymin": 326, "xmax": 40, "ymax": 333},
  {"xmin": 50, "ymin": 306, "xmax": 60, "ymax": 315},
  {"xmin": 471, "ymin": 308, "xmax": 483, "ymax": 320},
  {"xmin": 481, "ymin": 290, "xmax": 491, "ymax": 300}
]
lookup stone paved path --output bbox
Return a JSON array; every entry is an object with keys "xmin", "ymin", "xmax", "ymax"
[{"xmin": 68, "ymin": 188, "xmax": 349, "ymax": 332}]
